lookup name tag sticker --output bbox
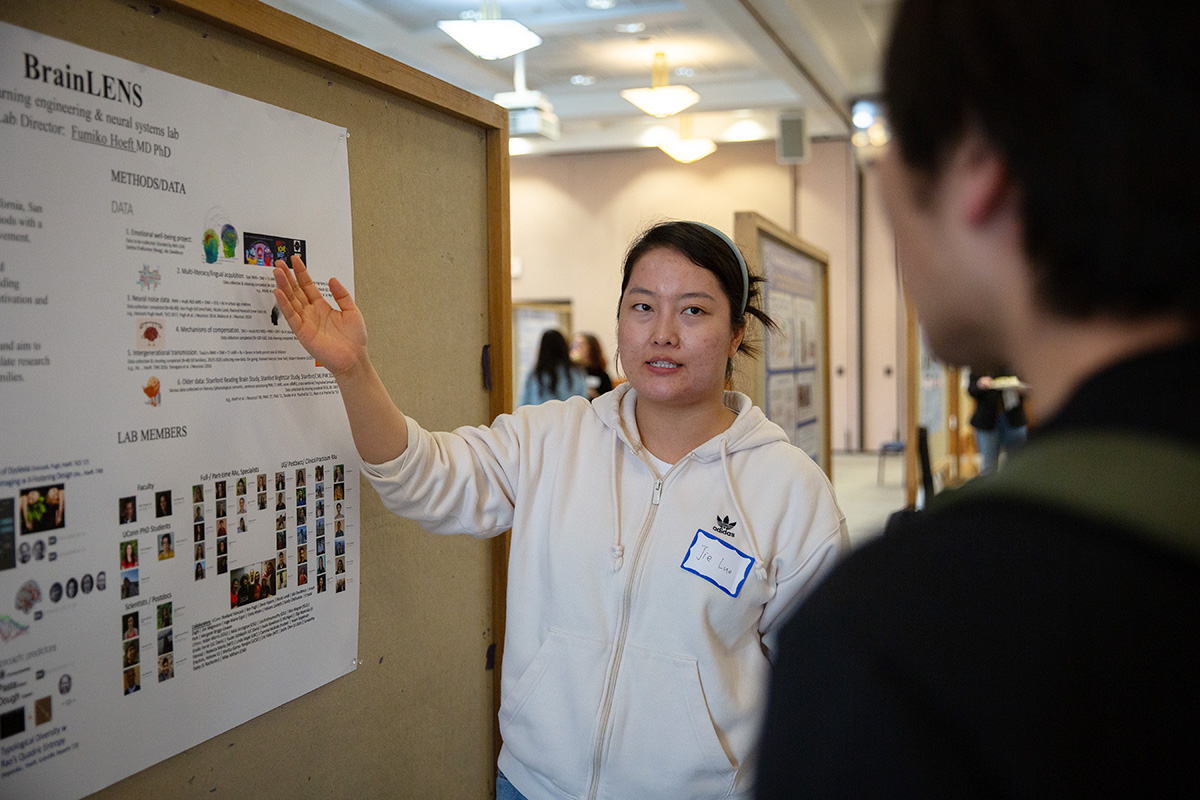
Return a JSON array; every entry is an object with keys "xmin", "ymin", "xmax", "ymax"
[{"xmin": 680, "ymin": 530, "xmax": 754, "ymax": 597}]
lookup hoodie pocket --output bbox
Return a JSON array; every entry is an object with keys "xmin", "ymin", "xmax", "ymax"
[
  {"xmin": 499, "ymin": 629, "xmax": 611, "ymax": 798},
  {"xmin": 600, "ymin": 644, "xmax": 737, "ymax": 800}
]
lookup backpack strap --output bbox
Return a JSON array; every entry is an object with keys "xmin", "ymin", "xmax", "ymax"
[{"xmin": 929, "ymin": 431, "xmax": 1200, "ymax": 562}]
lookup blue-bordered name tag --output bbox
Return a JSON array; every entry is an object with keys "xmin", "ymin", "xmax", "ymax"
[{"xmin": 680, "ymin": 529, "xmax": 754, "ymax": 597}]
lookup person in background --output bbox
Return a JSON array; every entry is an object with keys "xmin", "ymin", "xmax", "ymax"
[
  {"xmin": 757, "ymin": 1, "xmax": 1200, "ymax": 796},
  {"xmin": 520, "ymin": 329, "xmax": 588, "ymax": 406},
  {"xmin": 272, "ymin": 218, "xmax": 846, "ymax": 800},
  {"xmin": 569, "ymin": 332, "xmax": 614, "ymax": 399},
  {"xmin": 967, "ymin": 367, "xmax": 1028, "ymax": 473}
]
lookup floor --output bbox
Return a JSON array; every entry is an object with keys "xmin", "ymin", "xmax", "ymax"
[{"xmin": 830, "ymin": 451, "xmax": 909, "ymax": 548}]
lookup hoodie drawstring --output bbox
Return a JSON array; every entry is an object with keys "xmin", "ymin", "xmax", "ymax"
[
  {"xmin": 721, "ymin": 437, "xmax": 769, "ymax": 583},
  {"xmin": 610, "ymin": 429, "xmax": 624, "ymax": 571}
]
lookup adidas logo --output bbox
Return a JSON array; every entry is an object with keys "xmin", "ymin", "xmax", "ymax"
[{"xmin": 714, "ymin": 515, "xmax": 737, "ymax": 537}]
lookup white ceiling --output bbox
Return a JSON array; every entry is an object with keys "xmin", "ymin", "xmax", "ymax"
[{"xmin": 260, "ymin": 0, "xmax": 897, "ymax": 156}]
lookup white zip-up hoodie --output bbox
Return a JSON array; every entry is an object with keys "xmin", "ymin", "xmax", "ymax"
[{"xmin": 362, "ymin": 384, "xmax": 847, "ymax": 799}]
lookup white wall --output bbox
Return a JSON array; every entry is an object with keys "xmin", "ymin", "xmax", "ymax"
[
  {"xmin": 511, "ymin": 140, "xmax": 791, "ymax": 367},
  {"xmin": 860, "ymin": 164, "xmax": 905, "ymax": 448},
  {"xmin": 796, "ymin": 140, "xmax": 860, "ymax": 450},
  {"xmin": 510, "ymin": 138, "xmax": 900, "ymax": 451}
]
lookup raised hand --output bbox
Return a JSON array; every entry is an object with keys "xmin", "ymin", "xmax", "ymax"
[{"xmin": 272, "ymin": 255, "xmax": 368, "ymax": 378}]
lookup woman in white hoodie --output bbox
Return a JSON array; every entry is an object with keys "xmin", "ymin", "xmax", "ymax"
[{"xmin": 272, "ymin": 220, "xmax": 847, "ymax": 800}]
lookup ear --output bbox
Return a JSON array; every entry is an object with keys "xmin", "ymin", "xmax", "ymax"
[
  {"xmin": 954, "ymin": 132, "xmax": 1015, "ymax": 227},
  {"xmin": 728, "ymin": 323, "xmax": 746, "ymax": 358}
]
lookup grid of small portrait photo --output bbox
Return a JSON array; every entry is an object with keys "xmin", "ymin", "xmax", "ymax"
[
  {"xmin": 192, "ymin": 483, "xmax": 206, "ymax": 581},
  {"xmin": 315, "ymin": 477, "xmax": 325, "ymax": 595},
  {"xmin": 120, "ymin": 537, "xmax": 140, "ymax": 600},
  {"xmin": 218, "ymin": 505, "xmax": 229, "ymax": 577},
  {"xmin": 157, "ymin": 601, "xmax": 174, "ymax": 682},
  {"xmin": 264, "ymin": 462, "xmax": 348, "ymax": 593},
  {"xmin": 293, "ymin": 469, "xmax": 306, "ymax": 590},
  {"xmin": 276, "ymin": 549, "xmax": 287, "ymax": 589},
  {"xmin": 257, "ymin": 471, "xmax": 268, "ymax": 511},
  {"xmin": 121, "ymin": 611, "xmax": 141, "ymax": 695},
  {"xmin": 195, "ymin": 482, "xmax": 214, "ymax": 581}
]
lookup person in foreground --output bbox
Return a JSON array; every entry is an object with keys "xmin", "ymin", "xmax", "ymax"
[
  {"xmin": 756, "ymin": 1, "xmax": 1200, "ymax": 796},
  {"xmin": 273, "ymin": 220, "xmax": 847, "ymax": 800}
]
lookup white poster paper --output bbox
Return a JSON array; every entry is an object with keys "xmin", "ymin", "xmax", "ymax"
[
  {"xmin": 765, "ymin": 290, "xmax": 795, "ymax": 369},
  {"xmin": 766, "ymin": 372, "xmax": 797, "ymax": 440},
  {"xmin": 0, "ymin": 23, "xmax": 359, "ymax": 800},
  {"xmin": 761, "ymin": 237, "xmax": 825, "ymax": 466}
]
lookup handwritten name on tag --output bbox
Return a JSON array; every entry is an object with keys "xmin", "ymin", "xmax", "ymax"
[{"xmin": 680, "ymin": 530, "xmax": 754, "ymax": 597}]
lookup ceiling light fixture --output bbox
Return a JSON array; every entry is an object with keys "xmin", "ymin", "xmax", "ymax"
[
  {"xmin": 438, "ymin": 0, "xmax": 542, "ymax": 61},
  {"xmin": 849, "ymin": 96, "xmax": 889, "ymax": 160},
  {"xmin": 621, "ymin": 52, "xmax": 700, "ymax": 118},
  {"xmin": 658, "ymin": 115, "xmax": 716, "ymax": 163}
]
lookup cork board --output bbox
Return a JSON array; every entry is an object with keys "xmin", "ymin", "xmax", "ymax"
[{"xmin": 0, "ymin": 1, "xmax": 512, "ymax": 797}]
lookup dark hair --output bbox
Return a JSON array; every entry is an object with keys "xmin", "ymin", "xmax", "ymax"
[
  {"xmin": 532, "ymin": 329, "xmax": 575, "ymax": 395},
  {"xmin": 619, "ymin": 221, "xmax": 777, "ymax": 378},
  {"xmin": 885, "ymin": 0, "xmax": 1200, "ymax": 322}
]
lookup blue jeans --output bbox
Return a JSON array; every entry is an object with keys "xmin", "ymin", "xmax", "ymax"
[
  {"xmin": 496, "ymin": 770, "xmax": 530, "ymax": 800},
  {"xmin": 975, "ymin": 415, "xmax": 1027, "ymax": 475}
]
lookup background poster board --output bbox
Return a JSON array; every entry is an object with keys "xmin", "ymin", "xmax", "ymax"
[
  {"xmin": 735, "ymin": 211, "xmax": 832, "ymax": 477},
  {"xmin": 0, "ymin": 19, "xmax": 361, "ymax": 799},
  {"xmin": 0, "ymin": 1, "xmax": 512, "ymax": 797}
]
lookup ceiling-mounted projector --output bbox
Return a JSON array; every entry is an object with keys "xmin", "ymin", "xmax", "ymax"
[{"xmin": 493, "ymin": 89, "xmax": 560, "ymax": 140}]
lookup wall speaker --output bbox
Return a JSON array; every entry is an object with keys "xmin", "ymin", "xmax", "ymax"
[{"xmin": 777, "ymin": 112, "xmax": 810, "ymax": 164}]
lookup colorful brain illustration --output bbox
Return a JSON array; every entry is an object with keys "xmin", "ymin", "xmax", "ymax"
[
  {"xmin": 221, "ymin": 224, "xmax": 238, "ymax": 258},
  {"xmin": 203, "ymin": 228, "xmax": 219, "ymax": 263}
]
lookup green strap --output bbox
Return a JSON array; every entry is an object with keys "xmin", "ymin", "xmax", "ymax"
[{"xmin": 930, "ymin": 431, "xmax": 1200, "ymax": 561}]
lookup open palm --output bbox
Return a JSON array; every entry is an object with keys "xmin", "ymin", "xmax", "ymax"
[{"xmin": 272, "ymin": 255, "xmax": 367, "ymax": 377}]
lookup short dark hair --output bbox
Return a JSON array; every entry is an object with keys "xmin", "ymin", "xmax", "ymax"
[
  {"xmin": 619, "ymin": 220, "xmax": 776, "ymax": 378},
  {"xmin": 884, "ymin": 0, "xmax": 1200, "ymax": 321}
]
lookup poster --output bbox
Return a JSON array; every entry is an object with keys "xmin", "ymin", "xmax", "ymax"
[
  {"xmin": 0, "ymin": 23, "xmax": 360, "ymax": 800},
  {"xmin": 761, "ymin": 236, "xmax": 826, "ymax": 466},
  {"xmin": 919, "ymin": 330, "xmax": 946, "ymax": 432}
]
